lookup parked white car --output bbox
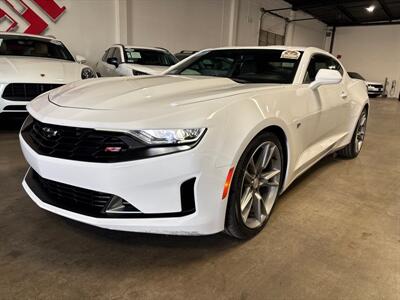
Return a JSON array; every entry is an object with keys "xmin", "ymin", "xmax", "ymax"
[
  {"xmin": 95, "ymin": 45, "xmax": 178, "ymax": 77},
  {"xmin": 348, "ymin": 72, "xmax": 384, "ymax": 98},
  {"xmin": 20, "ymin": 46, "xmax": 369, "ymax": 239},
  {"xmin": 0, "ymin": 32, "xmax": 96, "ymax": 115}
]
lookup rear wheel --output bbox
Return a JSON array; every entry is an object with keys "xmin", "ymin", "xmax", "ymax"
[
  {"xmin": 225, "ymin": 132, "xmax": 284, "ymax": 239},
  {"xmin": 337, "ymin": 108, "xmax": 368, "ymax": 159}
]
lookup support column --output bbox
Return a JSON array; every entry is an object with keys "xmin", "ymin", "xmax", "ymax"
[{"xmin": 114, "ymin": 0, "xmax": 128, "ymax": 44}]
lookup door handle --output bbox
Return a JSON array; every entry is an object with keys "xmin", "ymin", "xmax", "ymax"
[{"xmin": 340, "ymin": 91, "xmax": 348, "ymax": 99}]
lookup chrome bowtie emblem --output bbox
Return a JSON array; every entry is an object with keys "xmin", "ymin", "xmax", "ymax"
[{"xmin": 42, "ymin": 127, "xmax": 59, "ymax": 138}]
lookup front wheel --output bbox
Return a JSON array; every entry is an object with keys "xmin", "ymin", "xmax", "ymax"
[
  {"xmin": 225, "ymin": 132, "xmax": 284, "ymax": 239},
  {"xmin": 337, "ymin": 108, "xmax": 368, "ymax": 159}
]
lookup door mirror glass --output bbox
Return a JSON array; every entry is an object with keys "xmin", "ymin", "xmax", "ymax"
[
  {"xmin": 309, "ymin": 69, "xmax": 342, "ymax": 90},
  {"xmin": 107, "ymin": 57, "xmax": 119, "ymax": 68},
  {"xmin": 75, "ymin": 55, "xmax": 87, "ymax": 64}
]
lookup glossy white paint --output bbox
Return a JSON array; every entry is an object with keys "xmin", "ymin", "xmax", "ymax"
[
  {"xmin": 21, "ymin": 46, "xmax": 369, "ymax": 235},
  {"xmin": 0, "ymin": 33, "xmax": 94, "ymax": 114}
]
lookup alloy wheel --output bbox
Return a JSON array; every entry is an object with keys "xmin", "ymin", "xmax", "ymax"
[
  {"xmin": 239, "ymin": 141, "xmax": 281, "ymax": 229},
  {"xmin": 355, "ymin": 112, "xmax": 367, "ymax": 153}
]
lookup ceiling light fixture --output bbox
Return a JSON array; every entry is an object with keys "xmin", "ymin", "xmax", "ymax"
[{"xmin": 366, "ymin": 5, "xmax": 375, "ymax": 13}]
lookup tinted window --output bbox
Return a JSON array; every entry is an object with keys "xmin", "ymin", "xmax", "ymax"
[
  {"xmin": 125, "ymin": 48, "xmax": 177, "ymax": 66},
  {"xmin": 169, "ymin": 49, "xmax": 303, "ymax": 84},
  {"xmin": 0, "ymin": 35, "xmax": 74, "ymax": 61},
  {"xmin": 304, "ymin": 54, "xmax": 342, "ymax": 83},
  {"xmin": 106, "ymin": 47, "xmax": 116, "ymax": 60},
  {"xmin": 114, "ymin": 47, "xmax": 123, "ymax": 64},
  {"xmin": 102, "ymin": 49, "xmax": 109, "ymax": 62}
]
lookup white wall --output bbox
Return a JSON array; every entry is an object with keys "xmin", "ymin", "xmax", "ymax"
[
  {"xmin": 235, "ymin": 0, "xmax": 327, "ymax": 47},
  {"xmin": 2, "ymin": 0, "xmax": 328, "ymax": 67},
  {"xmin": 126, "ymin": 0, "xmax": 234, "ymax": 53},
  {"xmin": 126, "ymin": 0, "xmax": 327, "ymax": 52},
  {"xmin": 332, "ymin": 25, "xmax": 400, "ymax": 97}
]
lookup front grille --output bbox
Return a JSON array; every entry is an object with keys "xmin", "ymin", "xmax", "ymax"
[
  {"xmin": 21, "ymin": 115, "xmax": 201, "ymax": 163},
  {"xmin": 369, "ymin": 84, "xmax": 382, "ymax": 89},
  {"xmin": 21, "ymin": 116, "xmax": 146, "ymax": 163},
  {"xmin": 2, "ymin": 83, "xmax": 63, "ymax": 101}
]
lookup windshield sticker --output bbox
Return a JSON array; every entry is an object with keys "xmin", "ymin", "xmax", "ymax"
[
  {"xmin": 127, "ymin": 51, "xmax": 141, "ymax": 59},
  {"xmin": 281, "ymin": 50, "xmax": 301, "ymax": 60}
]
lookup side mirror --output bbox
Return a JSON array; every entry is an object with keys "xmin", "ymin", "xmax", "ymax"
[
  {"xmin": 75, "ymin": 55, "xmax": 87, "ymax": 64},
  {"xmin": 107, "ymin": 57, "xmax": 119, "ymax": 68},
  {"xmin": 309, "ymin": 69, "xmax": 342, "ymax": 90}
]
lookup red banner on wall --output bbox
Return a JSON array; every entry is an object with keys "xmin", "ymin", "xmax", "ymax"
[{"xmin": 0, "ymin": 0, "xmax": 66, "ymax": 35}]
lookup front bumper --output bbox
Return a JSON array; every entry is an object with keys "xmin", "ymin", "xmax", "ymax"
[
  {"xmin": 367, "ymin": 86, "xmax": 383, "ymax": 95},
  {"xmin": 0, "ymin": 97, "xmax": 29, "ymax": 113},
  {"xmin": 20, "ymin": 135, "xmax": 230, "ymax": 235}
]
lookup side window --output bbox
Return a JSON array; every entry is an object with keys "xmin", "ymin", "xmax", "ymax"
[
  {"xmin": 102, "ymin": 49, "xmax": 109, "ymax": 62},
  {"xmin": 114, "ymin": 47, "xmax": 123, "ymax": 64},
  {"xmin": 106, "ymin": 47, "xmax": 116, "ymax": 61},
  {"xmin": 303, "ymin": 54, "xmax": 334, "ymax": 83},
  {"xmin": 329, "ymin": 57, "xmax": 343, "ymax": 76}
]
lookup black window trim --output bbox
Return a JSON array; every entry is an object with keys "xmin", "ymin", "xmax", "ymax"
[{"xmin": 302, "ymin": 53, "xmax": 344, "ymax": 84}]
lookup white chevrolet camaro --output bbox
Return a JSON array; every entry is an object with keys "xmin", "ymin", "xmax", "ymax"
[
  {"xmin": 20, "ymin": 46, "xmax": 369, "ymax": 239},
  {"xmin": 0, "ymin": 32, "xmax": 96, "ymax": 115}
]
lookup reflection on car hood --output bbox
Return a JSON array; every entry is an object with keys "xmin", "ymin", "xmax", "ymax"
[
  {"xmin": 0, "ymin": 56, "xmax": 84, "ymax": 83},
  {"xmin": 48, "ymin": 75, "xmax": 282, "ymax": 110},
  {"xmin": 124, "ymin": 64, "xmax": 170, "ymax": 75}
]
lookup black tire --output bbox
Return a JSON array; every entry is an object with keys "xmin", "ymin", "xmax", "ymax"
[
  {"xmin": 337, "ymin": 108, "xmax": 368, "ymax": 159},
  {"xmin": 369, "ymin": 94, "xmax": 378, "ymax": 98},
  {"xmin": 225, "ymin": 132, "xmax": 284, "ymax": 240}
]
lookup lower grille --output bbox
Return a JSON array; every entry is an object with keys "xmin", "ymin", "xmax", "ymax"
[
  {"xmin": 25, "ymin": 169, "xmax": 196, "ymax": 218},
  {"xmin": 2, "ymin": 83, "xmax": 63, "ymax": 101},
  {"xmin": 29, "ymin": 169, "xmax": 117, "ymax": 217},
  {"xmin": 3, "ymin": 105, "xmax": 27, "ymax": 111}
]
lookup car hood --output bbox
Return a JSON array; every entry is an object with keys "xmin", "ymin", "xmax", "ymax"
[
  {"xmin": 0, "ymin": 56, "xmax": 84, "ymax": 83},
  {"xmin": 124, "ymin": 64, "xmax": 170, "ymax": 75},
  {"xmin": 48, "ymin": 75, "xmax": 281, "ymax": 110}
]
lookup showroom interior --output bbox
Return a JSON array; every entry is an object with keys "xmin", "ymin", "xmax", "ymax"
[{"xmin": 0, "ymin": 0, "xmax": 399, "ymax": 299}]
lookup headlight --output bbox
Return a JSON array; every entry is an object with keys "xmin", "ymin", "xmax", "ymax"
[
  {"xmin": 81, "ymin": 67, "xmax": 96, "ymax": 79},
  {"xmin": 132, "ymin": 69, "xmax": 148, "ymax": 76},
  {"xmin": 129, "ymin": 128, "xmax": 206, "ymax": 145}
]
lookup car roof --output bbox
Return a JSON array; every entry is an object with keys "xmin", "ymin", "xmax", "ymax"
[
  {"xmin": 197, "ymin": 46, "xmax": 337, "ymax": 59},
  {"xmin": 0, "ymin": 31, "xmax": 56, "ymax": 41},
  {"xmin": 112, "ymin": 45, "xmax": 168, "ymax": 52}
]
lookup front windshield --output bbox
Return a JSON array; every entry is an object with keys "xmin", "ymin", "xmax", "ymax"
[
  {"xmin": 169, "ymin": 49, "xmax": 303, "ymax": 84},
  {"xmin": 125, "ymin": 48, "xmax": 178, "ymax": 66},
  {"xmin": 0, "ymin": 35, "xmax": 75, "ymax": 61}
]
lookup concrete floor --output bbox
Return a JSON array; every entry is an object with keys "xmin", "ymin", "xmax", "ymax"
[{"xmin": 0, "ymin": 99, "xmax": 399, "ymax": 299}]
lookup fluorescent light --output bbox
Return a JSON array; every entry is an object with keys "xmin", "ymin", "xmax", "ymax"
[{"xmin": 366, "ymin": 5, "xmax": 375, "ymax": 13}]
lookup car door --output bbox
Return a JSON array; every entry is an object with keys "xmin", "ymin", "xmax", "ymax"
[
  {"xmin": 304, "ymin": 54, "xmax": 348, "ymax": 142},
  {"xmin": 293, "ymin": 54, "xmax": 349, "ymax": 175}
]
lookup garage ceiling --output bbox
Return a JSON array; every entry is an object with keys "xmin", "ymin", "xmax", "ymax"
[{"xmin": 284, "ymin": 0, "xmax": 400, "ymax": 26}]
